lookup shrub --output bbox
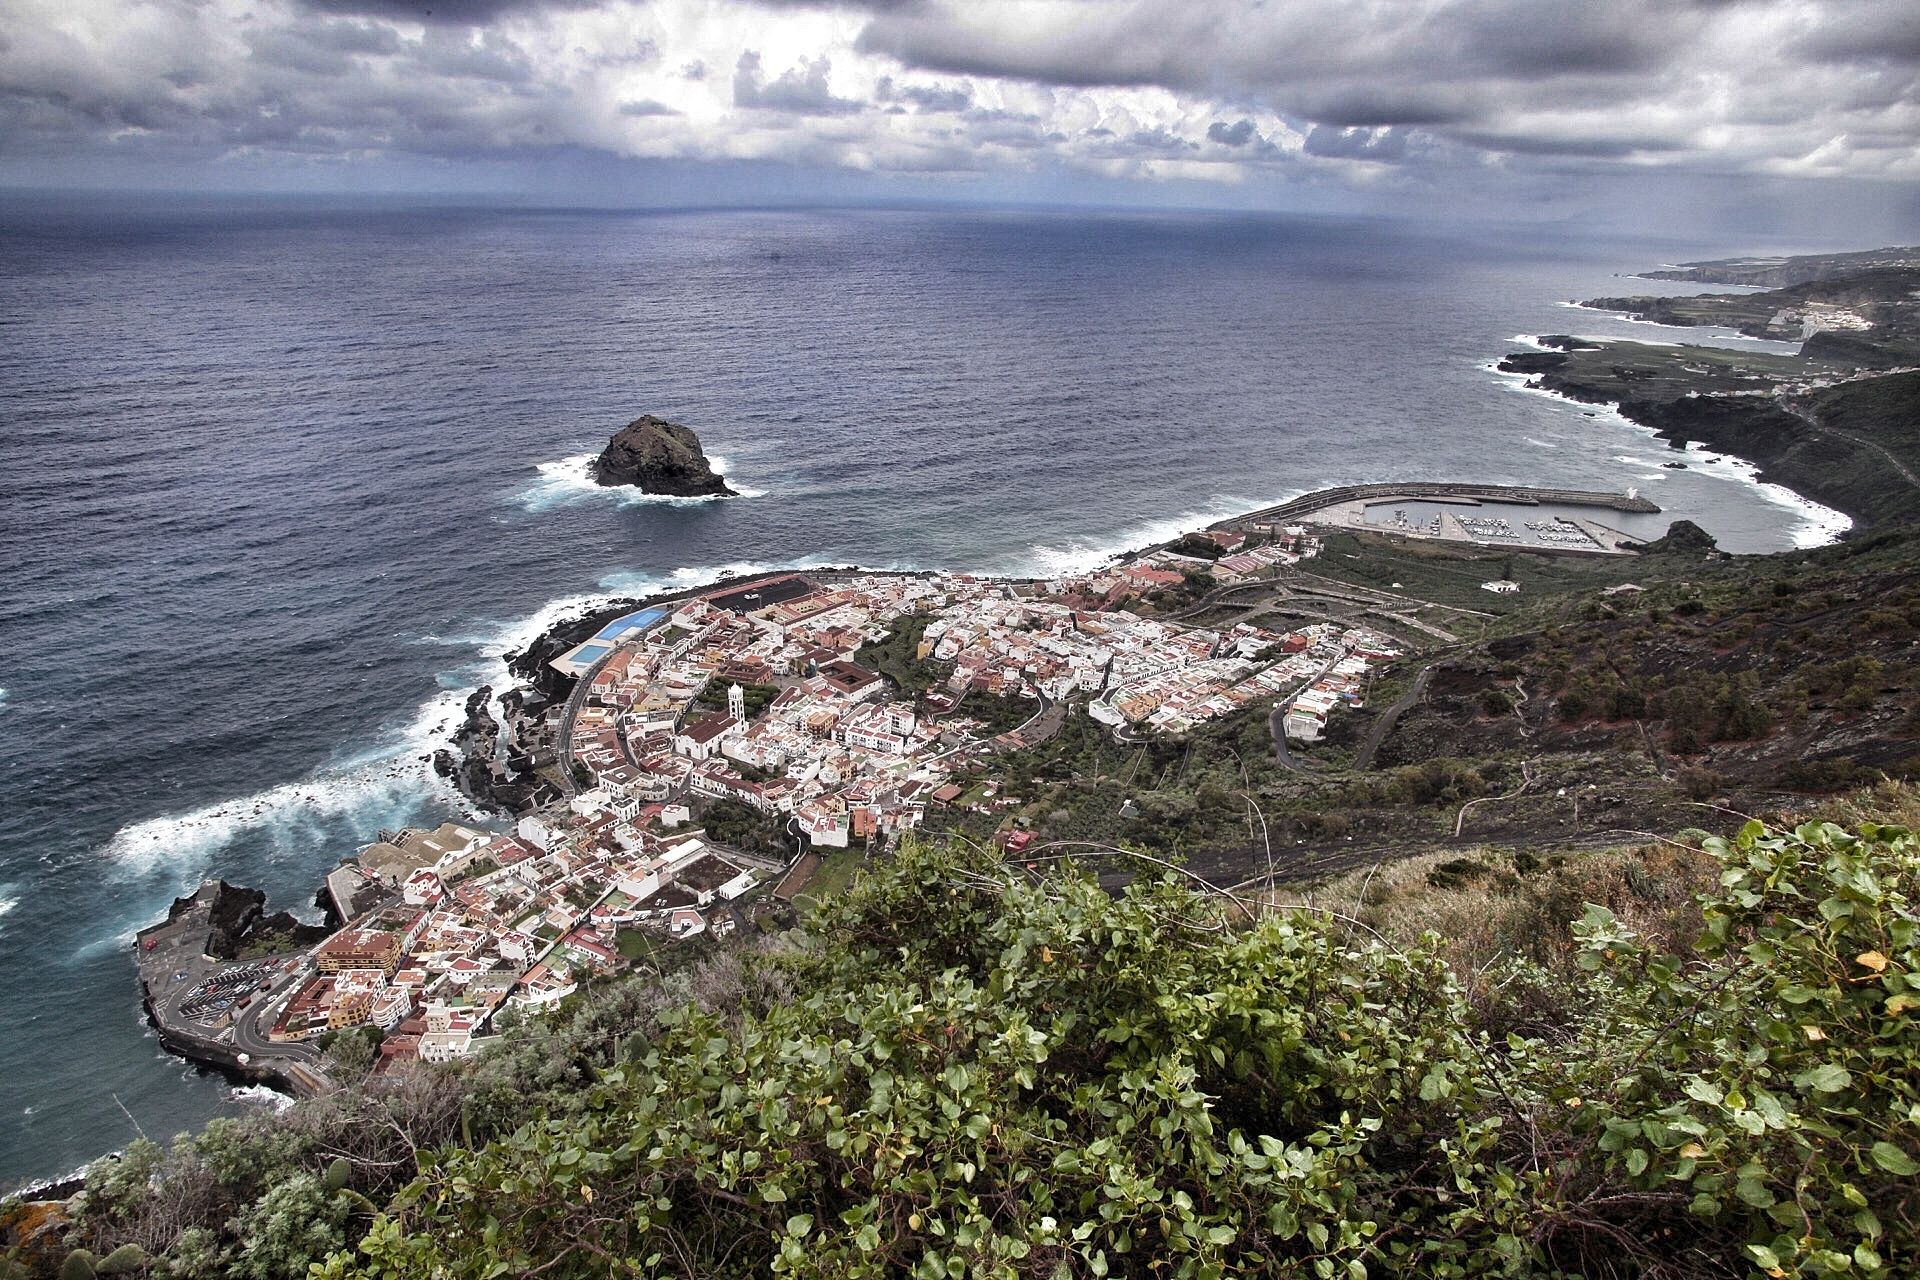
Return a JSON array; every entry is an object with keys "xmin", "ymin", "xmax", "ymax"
[{"xmin": 315, "ymin": 823, "xmax": 1920, "ymax": 1280}]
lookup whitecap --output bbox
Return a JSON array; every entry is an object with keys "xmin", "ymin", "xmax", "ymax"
[
  {"xmin": 103, "ymin": 558, "xmax": 924, "ymax": 882},
  {"xmin": 595, "ymin": 557, "xmax": 849, "ymax": 596},
  {"xmin": 100, "ymin": 669, "xmax": 484, "ymax": 879},
  {"xmin": 994, "ymin": 493, "xmax": 1302, "ymax": 579},
  {"xmin": 229, "ymin": 1084, "xmax": 295, "ymax": 1111},
  {"xmin": 1680, "ymin": 443, "xmax": 1853, "ymax": 548},
  {"xmin": 514, "ymin": 453, "xmax": 764, "ymax": 513},
  {"xmin": 1492, "ymin": 365, "xmax": 1850, "ymax": 549},
  {"xmin": 1522, "ymin": 437, "xmax": 1556, "ymax": 449}
]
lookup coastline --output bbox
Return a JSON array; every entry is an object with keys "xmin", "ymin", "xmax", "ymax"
[
  {"xmin": 44, "ymin": 454, "xmax": 1827, "ymax": 1198},
  {"xmin": 1488, "ymin": 345, "xmax": 1854, "ymax": 548},
  {"xmin": 41, "ymin": 270, "xmax": 1874, "ymax": 1200}
]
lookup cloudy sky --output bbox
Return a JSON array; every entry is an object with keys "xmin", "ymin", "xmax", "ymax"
[{"xmin": 3, "ymin": 0, "xmax": 1918, "ymax": 230}]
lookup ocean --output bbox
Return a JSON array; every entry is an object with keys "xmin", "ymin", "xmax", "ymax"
[{"xmin": 0, "ymin": 200, "xmax": 1843, "ymax": 1188}]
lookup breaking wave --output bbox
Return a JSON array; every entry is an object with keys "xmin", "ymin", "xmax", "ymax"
[
  {"xmin": 514, "ymin": 453, "xmax": 766, "ymax": 513},
  {"xmin": 994, "ymin": 493, "xmax": 1306, "ymax": 580},
  {"xmin": 98, "ymin": 686, "xmax": 475, "ymax": 877},
  {"xmin": 94, "ymin": 559, "xmax": 891, "ymax": 880}
]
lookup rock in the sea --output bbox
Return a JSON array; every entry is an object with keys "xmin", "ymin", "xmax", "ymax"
[{"xmin": 590, "ymin": 415, "xmax": 736, "ymax": 497}]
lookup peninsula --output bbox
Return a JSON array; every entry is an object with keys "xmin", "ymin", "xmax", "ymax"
[
  {"xmin": 1494, "ymin": 246, "xmax": 1920, "ymax": 532},
  {"xmin": 589, "ymin": 414, "xmax": 735, "ymax": 497},
  {"xmin": 94, "ymin": 457, "xmax": 1920, "ymax": 1280}
]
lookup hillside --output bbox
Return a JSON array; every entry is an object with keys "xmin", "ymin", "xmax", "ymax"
[
  {"xmin": 1352, "ymin": 524, "xmax": 1920, "ymax": 807},
  {"xmin": 20, "ymin": 812, "xmax": 1915, "ymax": 1280},
  {"xmin": 1638, "ymin": 246, "xmax": 1920, "ymax": 289}
]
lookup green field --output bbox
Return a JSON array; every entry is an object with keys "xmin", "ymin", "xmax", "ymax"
[{"xmin": 800, "ymin": 847, "xmax": 866, "ymax": 903}]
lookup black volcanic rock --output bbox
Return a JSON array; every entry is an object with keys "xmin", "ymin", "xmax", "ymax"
[
  {"xmin": 1630, "ymin": 519, "xmax": 1719, "ymax": 556},
  {"xmin": 590, "ymin": 415, "xmax": 735, "ymax": 497},
  {"xmin": 1496, "ymin": 351, "xmax": 1569, "ymax": 374}
]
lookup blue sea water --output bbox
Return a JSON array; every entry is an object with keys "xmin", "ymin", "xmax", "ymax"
[{"xmin": 0, "ymin": 200, "xmax": 1841, "ymax": 1188}]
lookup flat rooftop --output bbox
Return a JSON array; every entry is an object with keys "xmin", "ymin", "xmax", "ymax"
[{"xmin": 706, "ymin": 574, "xmax": 819, "ymax": 614}]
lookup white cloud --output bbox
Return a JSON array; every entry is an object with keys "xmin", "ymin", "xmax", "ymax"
[{"xmin": 0, "ymin": 0, "xmax": 1915, "ymax": 201}]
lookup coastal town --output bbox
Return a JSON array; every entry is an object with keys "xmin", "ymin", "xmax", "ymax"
[
  {"xmin": 137, "ymin": 506, "xmax": 1458, "ymax": 1087},
  {"xmin": 133, "ymin": 482, "xmax": 1687, "ymax": 1094}
]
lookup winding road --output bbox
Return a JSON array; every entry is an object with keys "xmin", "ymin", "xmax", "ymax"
[{"xmin": 1351, "ymin": 664, "xmax": 1437, "ymax": 772}]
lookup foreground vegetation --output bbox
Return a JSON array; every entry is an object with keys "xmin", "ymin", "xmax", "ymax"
[{"xmin": 17, "ymin": 795, "xmax": 1916, "ymax": 1279}]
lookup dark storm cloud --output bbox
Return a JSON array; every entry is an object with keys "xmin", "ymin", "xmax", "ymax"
[
  {"xmin": 1301, "ymin": 125, "xmax": 1408, "ymax": 162},
  {"xmin": 853, "ymin": 0, "xmax": 1919, "ymax": 168},
  {"xmin": 3, "ymin": 0, "xmax": 1918, "ymax": 198},
  {"xmin": 874, "ymin": 74, "xmax": 970, "ymax": 112},
  {"xmin": 1792, "ymin": 7, "xmax": 1920, "ymax": 64},
  {"xmin": 733, "ymin": 51, "xmax": 862, "ymax": 115},
  {"xmin": 294, "ymin": 0, "xmax": 589, "ymax": 25},
  {"xmin": 1206, "ymin": 118, "xmax": 1254, "ymax": 147},
  {"xmin": 1127, "ymin": 126, "xmax": 1193, "ymax": 153}
]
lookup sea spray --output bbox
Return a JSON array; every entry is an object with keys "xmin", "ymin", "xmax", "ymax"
[{"xmin": 516, "ymin": 453, "xmax": 767, "ymax": 513}]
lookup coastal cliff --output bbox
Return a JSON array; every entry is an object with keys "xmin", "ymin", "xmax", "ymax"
[
  {"xmin": 590, "ymin": 415, "xmax": 735, "ymax": 497},
  {"xmin": 1497, "ymin": 346, "xmax": 1920, "ymax": 533}
]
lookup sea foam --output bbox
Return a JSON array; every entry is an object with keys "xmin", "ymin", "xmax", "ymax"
[
  {"xmin": 998, "ymin": 493, "xmax": 1307, "ymax": 580},
  {"xmin": 515, "ymin": 453, "xmax": 766, "ymax": 514},
  {"xmin": 1489, "ymin": 363, "xmax": 1851, "ymax": 548},
  {"xmin": 95, "ymin": 562, "xmax": 858, "ymax": 881}
]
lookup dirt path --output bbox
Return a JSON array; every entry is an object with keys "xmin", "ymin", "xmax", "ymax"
[{"xmin": 1352, "ymin": 664, "xmax": 1436, "ymax": 771}]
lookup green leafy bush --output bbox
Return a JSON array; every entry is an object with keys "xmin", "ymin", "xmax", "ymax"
[
  {"xmin": 1569, "ymin": 819, "xmax": 1920, "ymax": 1278},
  {"xmin": 314, "ymin": 821, "xmax": 1920, "ymax": 1279}
]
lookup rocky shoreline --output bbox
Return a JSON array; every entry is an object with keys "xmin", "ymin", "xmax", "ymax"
[
  {"xmin": 133, "ymin": 882, "xmax": 331, "ymax": 1099},
  {"xmin": 1494, "ymin": 337, "xmax": 1904, "ymax": 534}
]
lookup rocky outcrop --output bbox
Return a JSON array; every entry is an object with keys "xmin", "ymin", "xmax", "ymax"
[
  {"xmin": 436, "ymin": 685, "xmax": 561, "ymax": 816},
  {"xmin": 161, "ymin": 880, "xmax": 328, "ymax": 961},
  {"xmin": 1496, "ymin": 351, "xmax": 1569, "ymax": 375},
  {"xmin": 590, "ymin": 415, "xmax": 735, "ymax": 497},
  {"xmin": 1629, "ymin": 519, "xmax": 1719, "ymax": 556}
]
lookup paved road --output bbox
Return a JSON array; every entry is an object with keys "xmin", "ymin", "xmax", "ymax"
[
  {"xmin": 1825, "ymin": 423, "xmax": 1920, "ymax": 490},
  {"xmin": 1781, "ymin": 390, "xmax": 1920, "ymax": 493},
  {"xmin": 233, "ymin": 966, "xmax": 325, "ymax": 1074},
  {"xmin": 1352, "ymin": 664, "xmax": 1436, "ymax": 772},
  {"xmin": 1266, "ymin": 705, "xmax": 1300, "ymax": 771},
  {"xmin": 1263, "ymin": 653, "xmax": 1347, "ymax": 771},
  {"xmin": 557, "ymin": 645, "xmax": 624, "ymax": 797}
]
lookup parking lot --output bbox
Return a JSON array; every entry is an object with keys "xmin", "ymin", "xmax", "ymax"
[{"xmin": 176, "ymin": 959, "xmax": 287, "ymax": 1025}]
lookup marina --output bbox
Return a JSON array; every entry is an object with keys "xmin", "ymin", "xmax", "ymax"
[{"xmin": 1223, "ymin": 483, "xmax": 1662, "ymax": 555}]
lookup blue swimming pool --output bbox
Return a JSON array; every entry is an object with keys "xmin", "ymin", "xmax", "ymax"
[
  {"xmin": 593, "ymin": 606, "xmax": 668, "ymax": 643},
  {"xmin": 569, "ymin": 643, "xmax": 610, "ymax": 665}
]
